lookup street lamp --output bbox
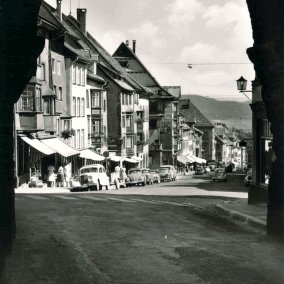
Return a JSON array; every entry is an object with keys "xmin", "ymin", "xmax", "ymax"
[{"xmin": 236, "ymin": 76, "xmax": 252, "ymax": 101}]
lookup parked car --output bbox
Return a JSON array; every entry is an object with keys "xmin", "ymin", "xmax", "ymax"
[
  {"xmin": 159, "ymin": 167, "xmax": 171, "ymax": 182},
  {"xmin": 212, "ymin": 168, "xmax": 227, "ymax": 182},
  {"xmin": 195, "ymin": 166, "xmax": 205, "ymax": 175},
  {"xmin": 142, "ymin": 168, "xmax": 154, "ymax": 185},
  {"xmin": 125, "ymin": 168, "xmax": 146, "ymax": 186},
  {"xmin": 79, "ymin": 164, "xmax": 110, "ymax": 190},
  {"xmin": 244, "ymin": 168, "xmax": 252, "ymax": 187},
  {"xmin": 159, "ymin": 165, "xmax": 177, "ymax": 181},
  {"xmin": 150, "ymin": 169, "xmax": 160, "ymax": 184}
]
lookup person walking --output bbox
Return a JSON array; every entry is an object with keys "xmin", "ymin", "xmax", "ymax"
[
  {"xmin": 57, "ymin": 165, "xmax": 64, "ymax": 187},
  {"xmin": 47, "ymin": 164, "xmax": 55, "ymax": 187}
]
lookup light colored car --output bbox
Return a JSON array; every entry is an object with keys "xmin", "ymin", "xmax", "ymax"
[
  {"xmin": 142, "ymin": 168, "xmax": 154, "ymax": 185},
  {"xmin": 212, "ymin": 168, "xmax": 227, "ymax": 182},
  {"xmin": 126, "ymin": 168, "xmax": 146, "ymax": 186},
  {"xmin": 159, "ymin": 165, "xmax": 177, "ymax": 181},
  {"xmin": 159, "ymin": 167, "xmax": 171, "ymax": 182},
  {"xmin": 79, "ymin": 164, "xmax": 110, "ymax": 190},
  {"xmin": 150, "ymin": 169, "xmax": 160, "ymax": 183}
]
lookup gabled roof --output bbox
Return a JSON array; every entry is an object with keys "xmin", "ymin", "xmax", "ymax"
[
  {"xmin": 178, "ymin": 99, "xmax": 213, "ymax": 128},
  {"xmin": 113, "ymin": 42, "xmax": 178, "ymax": 101}
]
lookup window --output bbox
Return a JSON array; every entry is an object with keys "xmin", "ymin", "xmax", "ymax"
[
  {"xmin": 122, "ymin": 93, "xmax": 125, "ymax": 105},
  {"xmin": 91, "ymin": 92, "xmax": 100, "ymax": 107},
  {"xmin": 63, "ymin": 120, "xmax": 70, "ymax": 130},
  {"xmin": 77, "ymin": 129, "xmax": 80, "ymax": 148},
  {"xmin": 76, "ymin": 66, "xmax": 80, "ymax": 85},
  {"xmin": 72, "ymin": 65, "xmax": 76, "ymax": 84},
  {"xmin": 86, "ymin": 90, "xmax": 90, "ymax": 108},
  {"xmin": 20, "ymin": 85, "xmax": 34, "ymax": 111},
  {"xmin": 129, "ymin": 94, "xmax": 132, "ymax": 105},
  {"xmin": 38, "ymin": 63, "xmax": 46, "ymax": 80},
  {"xmin": 35, "ymin": 87, "xmax": 42, "ymax": 111},
  {"xmin": 72, "ymin": 97, "xmax": 76, "ymax": 116},
  {"xmin": 52, "ymin": 58, "xmax": 55, "ymax": 74},
  {"xmin": 81, "ymin": 68, "xmax": 85, "ymax": 86},
  {"xmin": 126, "ymin": 115, "xmax": 132, "ymax": 127},
  {"xmin": 57, "ymin": 60, "xmax": 61, "ymax": 75},
  {"xmin": 81, "ymin": 98, "xmax": 85, "ymax": 117},
  {"xmin": 123, "ymin": 137, "xmax": 126, "ymax": 148},
  {"xmin": 58, "ymin": 87, "xmax": 62, "ymax": 101},
  {"xmin": 77, "ymin": 98, "xmax": 80, "ymax": 116},
  {"xmin": 103, "ymin": 99, "xmax": 106, "ymax": 112},
  {"xmin": 92, "ymin": 120, "xmax": 100, "ymax": 134},
  {"xmin": 56, "ymin": 119, "xmax": 60, "ymax": 134},
  {"xmin": 88, "ymin": 117, "xmax": 91, "ymax": 137},
  {"xmin": 43, "ymin": 98, "xmax": 55, "ymax": 115},
  {"xmin": 53, "ymin": 85, "xmax": 57, "ymax": 97},
  {"xmin": 126, "ymin": 136, "xmax": 133, "ymax": 148},
  {"xmin": 81, "ymin": 129, "xmax": 84, "ymax": 148},
  {"xmin": 122, "ymin": 116, "xmax": 126, "ymax": 128}
]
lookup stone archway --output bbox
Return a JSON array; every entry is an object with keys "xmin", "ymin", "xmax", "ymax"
[
  {"xmin": 0, "ymin": 0, "xmax": 44, "ymax": 265},
  {"xmin": 246, "ymin": 0, "xmax": 284, "ymax": 237}
]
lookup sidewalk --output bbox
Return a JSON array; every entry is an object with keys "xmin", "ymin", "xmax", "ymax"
[{"xmin": 215, "ymin": 201, "xmax": 267, "ymax": 231}]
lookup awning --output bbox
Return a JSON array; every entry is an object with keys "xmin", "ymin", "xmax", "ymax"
[
  {"xmin": 21, "ymin": 136, "xmax": 56, "ymax": 155},
  {"xmin": 131, "ymin": 156, "xmax": 143, "ymax": 162},
  {"xmin": 79, "ymin": 149, "xmax": 105, "ymax": 161},
  {"xmin": 187, "ymin": 155, "xmax": 206, "ymax": 164},
  {"xmin": 123, "ymin": 157, "xmax": 139, "ymax": 163},
  {"xmin": 109, "ymin": 155, "xmax": 124, "ymax": 162},
  {"xmin": 41, "ymin": 138, "xmax": 79, "ymax": 158},
  {"xmin": 177, "ymin": 155, "xmax": 190, "ymax": 165}
]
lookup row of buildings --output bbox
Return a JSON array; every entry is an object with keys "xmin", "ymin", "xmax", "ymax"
[{"xmin": 15, "ymin": 1, "xmax": 247, "ymax": 186}]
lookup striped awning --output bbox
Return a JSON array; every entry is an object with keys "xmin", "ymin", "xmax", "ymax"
[
  {"xmin": 21, "ymin": 136, "xmax": 56, "ymax": 156},
  {"xmin": 41, "ymin": 138, "xmax": 79, "ymax": 158},
  {"xmin": 79, "ymin": 149, "xmax": 105, "ymax": 161}
]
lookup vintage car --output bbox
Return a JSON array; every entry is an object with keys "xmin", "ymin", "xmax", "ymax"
[
  {"xmin": 150, "ymin": 169, "xmax": 160, "ymax": 184},
  {"xmin": 159, "ymin": 165, "xmax": 177, "ymax": 181},
  {"xmin": 79, "ymin": 164, "xmax": 110, "ymax": 190},
  {"xmin": 125, "ymin": 168, "xmax": 147, "ymax": 186},
  {"xmin": 159, "ymin": 167, "xmax": 172, "ymax": 182},
  {"xmin": 142, "ymin": 168, "xmax": 154, "ymax": 185},
  {"xmin": 195, "ymin": 166, "xmax": 205, "ymax": 175},
  {"xmin": 212, "ymin": 168, "xmax": 227, "ymax": 182}
]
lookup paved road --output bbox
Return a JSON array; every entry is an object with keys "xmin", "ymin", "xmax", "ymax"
[{"xmin": 2, "ymin": 174, "xmax": 284, "ymax": 284}]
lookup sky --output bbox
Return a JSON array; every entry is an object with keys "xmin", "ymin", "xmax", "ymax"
[{"xmin": 45, "ymin": 0, "xmax": 255, "ymax": 102}]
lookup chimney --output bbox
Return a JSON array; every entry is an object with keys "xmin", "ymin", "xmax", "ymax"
[
  {"xmin": 56, "ymin": 0, "xmax": 62, "ymax": 21},
  {"xmin": 132, "ymin": 40, "xmax": 136, "ymax": 53},
  {"xmin": 77, "ymin": 8, "xmax": 87, "ymax": 34},
  {"xmin": 126, "ymin": 40, "xmax": 129, "ymax": 47}
]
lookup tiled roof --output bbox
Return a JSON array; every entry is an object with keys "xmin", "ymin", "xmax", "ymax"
[
  {"xmin": 113, "ymin": 42, "xmax": 177, "ymax": 101},
  {"xmin": 178, "ymin": 99, "xmax": 213, "ymax": 127}
]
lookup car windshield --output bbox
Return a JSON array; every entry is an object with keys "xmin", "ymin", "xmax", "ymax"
[
  {"xmin": 129, "ymin": 169, "xmax": 141, "ymax": 174},
  {"xmin": 215, "ymin": 169, "xmax": 225, "ymax": 173},
  {"xmin": 159, "ymin": 169, "xmax": 169, "ymax": 173},
  {"xmin": 142, "ymin": 170, "xmax": 149, "ymax": 174},
  {"xmin": 81, "ymin": 166, "xmax": 105, "ymax": 174}
]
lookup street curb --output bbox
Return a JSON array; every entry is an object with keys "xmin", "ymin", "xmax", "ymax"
[{"xmin": 215, "ymin": 204, "xmax": 266, "ymax": 231}]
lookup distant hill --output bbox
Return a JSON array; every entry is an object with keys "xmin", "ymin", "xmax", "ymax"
[{"xmin": 181, "ymin": 95, "xmax": 252, "ymax": 132}]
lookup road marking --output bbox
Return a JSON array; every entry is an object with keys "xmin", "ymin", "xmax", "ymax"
[
  {"xmin": 130, "ymin": 198, "xmax": 159, "ymax": 204},
  {"xmin": 49, "ymin": 195, "xmax": 78, "ymax": 200},
  {"xmin": 78, "ymin": 195, "xmax": 109, "ymax": 201},
  {"xmin": 107, "ymin": 197, "xmax": 136, "ymax": 203},
  {"xmin": 24, "ymin": 195, "xmax": 49, "ymax": 200}
]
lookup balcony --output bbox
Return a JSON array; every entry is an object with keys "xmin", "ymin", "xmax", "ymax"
[
  {"xmin": 16, "ymin": 112, "xmax": 44, "ymax": 131},
  {"xmin": 126, "ymin": 126, "xmax": 134, "ymax": 133},
  {"xmin": 126, "ymin": 147, "xmax": 135, "ymax": 156},
  {"xmin": 43, "ymin": 115, "xmax": 57, "ymax": 132}
]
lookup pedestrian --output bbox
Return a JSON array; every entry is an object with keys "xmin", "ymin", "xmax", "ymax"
[
  {"xmin": 47, "ymin": 164, "xmax": 55, "ymax": 187},
  {"xmin": 57, "ymin": 165, "xmax": 64, "ymax": 187}
]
